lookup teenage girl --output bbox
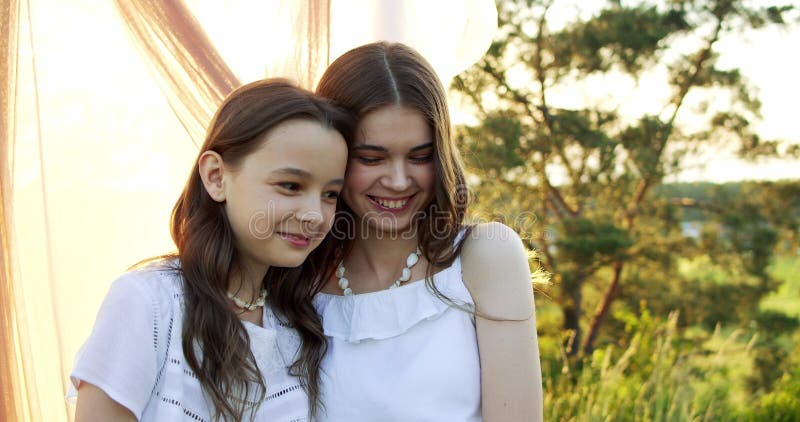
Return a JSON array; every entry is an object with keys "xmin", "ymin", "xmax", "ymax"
[
  {"xmin": 314, "ymin": 42, "xmax": 544, "ymax": 421},
  {"xmin": 70, "ymin": 79, "xmax": 353, "ymax": 421}
]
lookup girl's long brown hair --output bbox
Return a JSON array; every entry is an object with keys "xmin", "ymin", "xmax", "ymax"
[
  {"xmin": 316, "ymin": 42, "xmax": 472, "ymax": 286},
  {"xmin": 169, "ymin": 79, "xmax": 353, "ymax": 420}
]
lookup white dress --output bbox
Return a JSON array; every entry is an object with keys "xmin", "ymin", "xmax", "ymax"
[
  {"xmin": 67, "ymin": 263, "xmax": 308, "ymax": 421},
  {"xmin": 313, "ymin": 255, "xmax": 482, "ymax": 421}
]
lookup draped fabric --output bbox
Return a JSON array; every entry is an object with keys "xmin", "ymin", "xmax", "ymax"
[
  {"xmin": 2, "ymin": 1, "xmax": 28, "ymax": 420},
  {"xmin": 278, "ymin": 0, "xmax": 332, "ymax": 91},
  {"xmin": 112, "ymin": 0, "xmax": 334, "ymax": 142},
  {"xmin": 0, "ymin": 1, "xmax": 495, "ymax": 420},
  {"xmin": 113, "ymin": 0, "xmax": 239, "ymax": 144},
  {"xmin": 2, "ymin": 2, "xmax": 251, "ymax": 420}
]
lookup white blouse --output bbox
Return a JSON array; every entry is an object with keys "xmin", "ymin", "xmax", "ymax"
[
  {"xmin": 67, "ymin": 263, "xmax": 308, "ymax": 421},
  {"xmin": 313, "ymin": 256, "xmax": 482, "ymax": 421}
]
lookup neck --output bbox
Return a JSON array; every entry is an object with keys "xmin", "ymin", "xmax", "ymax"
[
  {"xmin": 228, "ymin": 259, "xmax": 268, "ymax": 301},
  {"xmin": 346, "ymin": 231, "xmax": 420, "ymax": 289}
]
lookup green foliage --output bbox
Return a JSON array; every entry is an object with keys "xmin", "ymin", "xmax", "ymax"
[
  {"xmin": 574, "ymin": 6, "xmax": 689, "ymax": 74},
  {"xmin": 543, "ymin": 309, "xmax": 742, "ymax": 421},
  {"xmin": 454, "ymin": 0, "xmax": 799, "ymax": 359},
  {"xmin": 743, "ymin": 370, "xmax": 800, "ymax": 421},
  {"xmin": 540, "ymin": 302, "xmax": 800, "ymax": 420},
  {"xmin": 459, "ymin": 111, "xmax": 528, "ymax": 172},
  {"xmin": 453, "ymin": 0, "xmax": 800, "ymax": 417},
  {"xmin": 558, "ymin": 217, "xmax": 633, "ymax": 264},
  {"xmin": 761, "ymin": 257, "xmax": 800, "ymax": 317}
]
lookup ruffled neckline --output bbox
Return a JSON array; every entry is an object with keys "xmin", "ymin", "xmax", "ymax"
[{"xmin": 313, "ymin": 257, "xmax": 474, "ymax": 343}]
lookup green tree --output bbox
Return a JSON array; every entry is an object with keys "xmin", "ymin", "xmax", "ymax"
[{"xmin": 453, "ymin": 0, "xmax": 799, "ymax": 357}]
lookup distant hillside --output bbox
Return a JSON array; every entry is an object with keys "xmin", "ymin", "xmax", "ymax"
[
  {"xmin": 656, "ymin": 180, "xmax": 800, "ymax": 222},
  {"xmin": 656, "ymin": 181, "xmax": 741, "ymax": 200}
]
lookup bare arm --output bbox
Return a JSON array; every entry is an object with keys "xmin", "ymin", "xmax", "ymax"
[
  {"xmin": 75, "ymin": 382, "xmax": 137, "ymax": 422},
  {"xmin": 461, "ymin": 222, "xmax": 544, "ymax": 422}
]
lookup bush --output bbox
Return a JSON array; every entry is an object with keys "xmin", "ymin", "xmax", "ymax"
[{"xmin": 744, "ymin": 372, "xmax": 800, "ymax": 421}]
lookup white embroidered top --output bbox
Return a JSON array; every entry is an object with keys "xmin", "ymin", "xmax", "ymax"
[
  {"xmin": 313, "ymin": 256, "xmax": 482, "ymax": 421},
  {"xmin": 67, "ymin": 263, "xmax": 308, "ymax": 421}
]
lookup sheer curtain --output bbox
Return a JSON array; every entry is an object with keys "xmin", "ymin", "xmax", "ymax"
[
  {"xmin": 0, "ymin": 1, "xmax": 496, "ymax": 420},
  {"xmin": 113, "ymin": 0, "xmax": 240, "ymax": 144},
  {"xmin": 2, "ymin": 0, "xmax": 24, "ymax": 418}
]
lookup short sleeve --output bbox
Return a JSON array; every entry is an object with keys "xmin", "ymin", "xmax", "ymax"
[{"xmin": 68, "ymin": 271, "xmax": 168, "ymax": 419}]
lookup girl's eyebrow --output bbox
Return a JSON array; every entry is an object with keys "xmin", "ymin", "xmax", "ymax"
[
  {"xmin": 272, "ymin": 167, "xmax": 344, "ymax": 185},
  {"xmin": 271, "ymin": 167, "xmax": 310, "ymax": 178},
  {"xmin": 409, "ymin": 142, "xmax": 434, "ymax": 152},
  {"xmin": 352, "ymin": 142, "xmax": 434, "ymax": 153},
  {"xmin": 351, "ymin": 144, "xmax": 387, "ymax": 153}
]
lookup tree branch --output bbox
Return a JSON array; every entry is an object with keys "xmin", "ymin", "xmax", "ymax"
[
  {"xmin": 481, "ymin": 62, "xmax": 580, "ymax": 217},
  {"xmin": 452, "ymin": 75, "xmax": 488, "ymax": 118},
  {"xmin": 626, "ymin": 11, "xmax": 726, "ymax": 230},
  {"xmin": 548, "ymin": 182, "xmax": 578, "ymax": 217},
  {"xmin": 583, "ymin": 260, "xmax": 624, "ymax": 355}
]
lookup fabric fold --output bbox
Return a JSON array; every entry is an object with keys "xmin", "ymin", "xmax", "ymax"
[{"xmin": 314, "ymin": 258, "xmax": 474, "ymax": 343}]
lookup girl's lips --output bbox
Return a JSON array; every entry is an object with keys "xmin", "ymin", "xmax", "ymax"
[
  {"xmin": 277, "ymin": 232, "xmax": 311, "ymax": 248},
  {"xmin": 367, "ymin": 194, "xmax": 414, "ymax": 213}
]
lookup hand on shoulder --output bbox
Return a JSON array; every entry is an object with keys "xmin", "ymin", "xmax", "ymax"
[{"xmin": 460, "ymin": 222, "xmax": 535, "ymax": 321}]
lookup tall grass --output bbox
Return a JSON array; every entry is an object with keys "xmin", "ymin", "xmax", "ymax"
[
  {"xmin": 541, "ymin": 255, "xmax": 800, "ymax": 420},
  {"xmin": 543, "ymin": 311, "xmax": 754, "ymax": 421}
]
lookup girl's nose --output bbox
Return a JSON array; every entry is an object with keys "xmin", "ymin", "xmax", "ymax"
[{"xmin": 381, "ymin": 162, "xmax": 412, "ymax": 191}]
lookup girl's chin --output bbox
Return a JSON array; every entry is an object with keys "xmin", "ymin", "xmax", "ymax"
[{"xmin": 360, "ymin": 216, "xmax": 420, "ymax": 235}]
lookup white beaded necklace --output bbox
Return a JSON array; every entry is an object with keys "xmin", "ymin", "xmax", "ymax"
[
  {"xmin": 336, "ymin": 247, "xmax": 422, "ymax": 296},
  {"xmin": 227, "ymin": 289, "xmax": 267, "ymax": 311}
]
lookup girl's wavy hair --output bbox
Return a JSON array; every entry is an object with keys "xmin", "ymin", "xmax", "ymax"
[
  {"xmin": 167, "ymin": 78, "xmax": 353, "ymax": 420},
  {"xmin": 316, "ymin": 42, "xmax": 473, "ymax": 290}
]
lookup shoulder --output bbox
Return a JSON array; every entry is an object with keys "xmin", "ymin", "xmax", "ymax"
[
  {"xmin": 102, "ymin": 262, "xmax": 182, "ymax": 321},
  {"xmin": 460, "ymin": 222, "xmax": 529, "ymax": 274},
  {"xmin": 77, "ymin": 261, "xmax": 182, "ymax": 368},
  {"xmin": 461, "ymin": 222, "xmax": 525, "ymax": 256},
  {"xmin": 71, "ymin": 263, "xmax": 181, "ymax": 420},
  {"xmin": 460, "ymin": 222, "xmax": 534, "ymax": 320}
]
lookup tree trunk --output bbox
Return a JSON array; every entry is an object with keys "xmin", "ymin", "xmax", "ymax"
[
  {"xmin": 582, "ymin": 260, "xmax": 624, "ymax": 355},
  {"xmin": 562, "ymin": 280, "xmax": 583, "ymax": 356}
]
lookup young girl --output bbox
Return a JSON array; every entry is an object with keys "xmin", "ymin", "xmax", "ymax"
[
  {"xmin": 69, "ymin": 79, "xmax": 353, "ymax": 421},
  {"xmin": 314, "ymin": 42, "xmax": 544, "ymax": 421}
]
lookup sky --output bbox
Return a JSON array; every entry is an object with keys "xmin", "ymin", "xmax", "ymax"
[{"xmin": 679, "ymin": 22, "xmax": 800, "ymax": 182}]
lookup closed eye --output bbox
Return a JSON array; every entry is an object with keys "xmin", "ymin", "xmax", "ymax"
[
  {"xmin": 410, "ymin": 154, "xmax": 433, "ymax": 163},
  {"xmin": 356, "ymin": 156, "xmax": 382, "ymax": 165}
]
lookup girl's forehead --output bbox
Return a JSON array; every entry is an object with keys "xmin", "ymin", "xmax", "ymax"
[
  {"xmin": 350, "ymin": 140, "xmax": 434, "ymax": 156},
  {"xmin": 359, "ymin": 105, "xmax": 426, "ymax": 127},
  {"xmin": 355, "ymin": 105, "xmax": 432, "ymax": 148},
  {"xmin": 243, "ymin": 119, "xmax": 347, "ymax": 171}
]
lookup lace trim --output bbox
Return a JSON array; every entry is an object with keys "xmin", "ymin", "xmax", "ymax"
[
  {"xmin": 160, "ymin": 395, "xmax": 210, "ymax": 422},
  {"xmin": 266, "ymin": 384, "xmax": 303, "ymax": 402}
]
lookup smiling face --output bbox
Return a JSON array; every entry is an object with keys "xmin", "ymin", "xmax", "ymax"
[
  {"xmin": 215, "ymin": 119, "xmax": 348, "ymax": 272},
  {"xmin": 342, "ymin": 104, "xmax": 436, "ymax": 235}
]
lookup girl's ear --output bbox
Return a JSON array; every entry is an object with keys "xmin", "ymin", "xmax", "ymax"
[{"xmin": 198, "ymin": 151, "xmax": 226, "ymax": 202}]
